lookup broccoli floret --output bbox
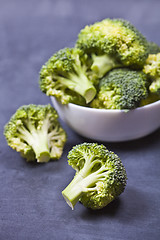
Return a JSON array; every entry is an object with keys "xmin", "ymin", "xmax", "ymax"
[
  {"xmin": 76, "ymin": 18, "xmax": 149, "ymax": 78},
  {"xmin": 39, "ymin": 48, "xmax": 97, "ymax": 105},
  {"xmin": 143, "ymin": 53, "xmax": 160, "ymax": 94},
  {"xmin": 62, "ymin": 143, "xmax": 127, "ymax": 210},
  {"xmin": 4, "ymin": 104, "xmax": 67, "ymax": 163},
  {"xmin": 147, "ymin": 41, "xmax": 160, "ymax": 54},
  {"xmin": 90, "ymin": 68, "xmax": 149, "ymax": 110}
]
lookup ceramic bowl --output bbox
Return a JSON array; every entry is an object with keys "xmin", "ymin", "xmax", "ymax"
[{"xmin": 51, "ymin": 97, "xmax": 160, "ymax": 142}]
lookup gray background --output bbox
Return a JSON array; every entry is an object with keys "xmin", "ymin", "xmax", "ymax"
[{"xmin": 0, "ymin": 0, "xmax": 160, "ymax": 239}]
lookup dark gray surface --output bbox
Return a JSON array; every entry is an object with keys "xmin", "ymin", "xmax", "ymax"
[{"xmin": 0, "ymin": 0, "xmax": 160, "ymax": 239}]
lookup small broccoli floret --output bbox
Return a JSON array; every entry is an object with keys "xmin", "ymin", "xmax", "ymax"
[
  {"xmin": 143, "ymin": 53, "xmax": 160, "ymax": 94},
  {"xmin": 76, "ymin": 18, "xmax": 149, "ymax": 78},
  {"xmin": 4, "ymin": 104, "xmax": 67, "ymax": 163},
  {"xmin": 62, "ymin": 143, "xmax": 127, "ymax": 210},
  {"xmin": 147, "ymin": 41, "xmax": 160, "ymax": 54},
  {"xmin": 39, "ymin": 48, "xmax": 97, "ymax": 105},
  {"xmin": 90, "ymin": 68, "xmax": 149, "ymax": 110}
]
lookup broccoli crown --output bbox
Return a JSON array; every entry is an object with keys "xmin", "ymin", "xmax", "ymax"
[
  {"xmin": 62, "ymin": 143, "xmax": 127, "ymax": 210},
  {"xmin": 4, "ymin": 104, "xmax": 67, "ymax": 163},
  {"xmin": 147, "ymin": 41, "xmax": 160, "ymax": 54},
  {"xmin": 39, "ymin": 47, "xmax": 97, "ymax": 105},
  {"xmin": 76, "ymin": 18, "xmax": 148, "ymax": 69},
  {"xmin": 143, "ymin": 53, "xmax": 160, "ymax": 77},
  {"xmin": 143, "ymin": 53, "xmax": 160, "ymax": 94},
  {"xmin": 149, "ymin": 79, "xmax": 160, "ymax": 94},
  {"xmin": 90, "ymin": 68, "xmax": 149, "ymax": 110}
]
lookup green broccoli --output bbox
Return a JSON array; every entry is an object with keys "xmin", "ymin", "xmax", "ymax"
[
  {"xmin": 90, "ymin": 68, "xmax": 149, "ymax": 110},
  {"xmin": 76, "ymin": 18, "xmax": 149, "ymax": 78},
  {"xmin": 4, "ymin": 104, "xmax": 67, "ymax": 163},
  {"xmin": 143, "ymin": 53, "xmax": 160, "ymax": 94},
  {"xmin": 39, "ymin": 47, "xmax": 97, "ymax": 105},
  {"xmin": 140, "ymin": 92, "xmax": 160, "ymax": 106},
  {"xmin": 147, "ymin": 41, "xmax": 160, "ymax": 54},
  {"xmin": 62, "ymin": 143, "xmax": 127, "ymax": 210}
]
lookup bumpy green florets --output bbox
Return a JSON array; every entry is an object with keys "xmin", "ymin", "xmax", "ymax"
[
  {"xmin": 76, "ymin": 18, "xmax": 149, "ymax": 70},
  {"xmin": 147, "ymin": 41, "xmax": 160, "ymax": 54},
  {"xmin": 4, "ymin": 104, "xmax": 67, "ymax": 162},
  {"xmin": 90, "ymin": 68, "xmax": 149, "ymax": 110},
  {"xmin": 62, "ymin": 143, "xmax": 127, "ymax": 210},
  {"xmin": 39, "ymin": 47, "xmax": 97, "ymax": 105},
  {"xmin": 143, "ymin": 53, "xmax": 160, "ymax": 95}
]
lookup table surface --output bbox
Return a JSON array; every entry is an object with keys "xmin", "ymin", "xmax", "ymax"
[{"xmin": 0, "ymin": 0, "xmax": 160, "ymax": 239}]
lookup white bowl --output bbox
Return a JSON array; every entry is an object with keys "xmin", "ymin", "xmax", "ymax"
[{"xmin": 51, "ymin": 97, "xmax": 160, "ymax": 142}]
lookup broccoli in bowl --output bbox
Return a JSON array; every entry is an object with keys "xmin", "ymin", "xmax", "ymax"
[{"xmin": 90, "ymin": 68, "xmax": 150, "ymax": 110}]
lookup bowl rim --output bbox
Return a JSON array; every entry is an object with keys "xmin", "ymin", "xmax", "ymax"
[{"xmin": 55, "ymin": 98, "xmax": 160, "ymax": 113}]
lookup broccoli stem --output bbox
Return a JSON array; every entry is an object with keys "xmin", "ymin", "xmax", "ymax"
[
  {"xmin": 71, "ymin": 71, "xmax": 96, "ymax": 104},
  {"xmin": 62, "ymin": 159, "xmax": 107, "ymax": 209},
  {"xmin": 91, "ymin": 54, "xmax": 121, "ymax": 78},
  {"xmin": 18, "ymin": 124, "xmax": 50, "ymax": 162},
  {"xmin": 62, "ymin": 173, "xmax": 84, "ymax": 210},
  {"xmin": 57, "ymin": 65, "xmax": 96, "ymax": 104},
  {"xmin": 29, "ymin": 131, "xmax": 50, "ymax": 163}
]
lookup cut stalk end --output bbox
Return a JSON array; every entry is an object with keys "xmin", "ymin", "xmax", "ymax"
[
  {"xmin": 62, "ymin": 173, "xmax": 84, "ymax": 209},
  {"xmin": 84, "ymin": 87, "xmax": 97, "ymax": 104},
  {"xmin": 37, "ymin": 152, "xmax": 51, "ymax": 163},
  {"xmin": 62, "ymin": 192, "xmax": 74, "ymax": 210}
]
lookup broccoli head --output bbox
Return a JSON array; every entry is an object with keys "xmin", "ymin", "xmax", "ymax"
[
  {"xmin": 62, "ymin": 143, "xmax": 127, "ymax": 210},
  {"xmin": 147, "ymin": 41, "xmax": 160, "ymax": 54},
  {"xmin": 90, "ymin": 68, "xmax": 149, "ymax": 110},
  {"xmin": 4, "ymin": 104, "xmax": 67, "ymax": 163},
  {"xmin": 39, "ymin": 47, "xmax": 97, "ymax": 105},
  {"xmin": 76, "ymin": 18, "xmax": 149, "ymax": 78},
  {"xmin": 143, "ymin": 53, "xmax": 160, "ymax": 94}
]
